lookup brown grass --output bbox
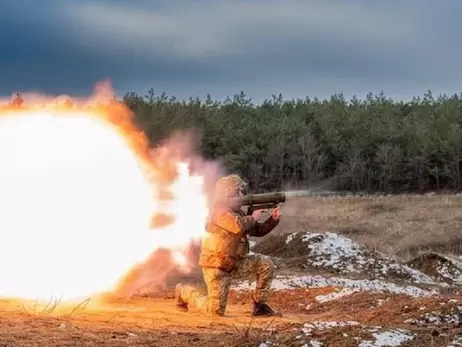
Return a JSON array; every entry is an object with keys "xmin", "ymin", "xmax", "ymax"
[
  {"xmin": 2, "ymin": 289, "xmax": 461, "ymax": 346},
  {"xmin": 0, "ymin": 295, "xmax": 304, "ymax": 347},
  {"xmin": 274, "ymin": 194, "xmax": 462, "ymax": 260}
]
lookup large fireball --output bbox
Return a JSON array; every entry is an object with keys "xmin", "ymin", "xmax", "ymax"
[{"xmin": 0, "ymin": 105, "xmax": 208, "ymax": 301}]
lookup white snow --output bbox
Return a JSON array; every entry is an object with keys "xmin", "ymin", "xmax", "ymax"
[
  {"xmin": 448, "ymin": 335, "xmax": 462, "ymax": 346},
  {"xmin": 285, "ymin": 233, "xmax": 296, "ymax": 245},
  {"xmin": 404, "ymin": 304, "xmax": 462, "ymax": 326},
  {"xmin": 297, "ymin": 321, "xmax": 413, "ymax": 347},
  {"xmin": 432, "ymin": 254, "xmax": 462, "ymax": 284},
  {"xmin": 284, "ymin": 231, "xmax": 435, "ymax": 284},
  {"xmin": 249, "ymin": 240, "xmax": 256, "ymax": 255},
  {"xmin": 233, "ymin": 275, "xmax": 437, "ymax": 298},
  {"xmin": 259, "ymin": 320, "xmax": 416, "ymax": 347},
  {"xmin": 358, "ymin": 329, "xmax": 414, "ymax": 346},
  {"xmin": 315, "ymin": 287, "xmax": 360, "ymax": 303},
  {"xmin": 302, "ymin": 321, "xmax": 360, "ymax": 334}
]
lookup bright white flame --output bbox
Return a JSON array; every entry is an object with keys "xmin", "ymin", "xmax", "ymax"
[
  {"xmin": 152, "ymin": 163, "xmax": 209, "ymax": 247},
  {"xmin": 0, "ymin": 110, "xmax": 208, "ymax": 301}
]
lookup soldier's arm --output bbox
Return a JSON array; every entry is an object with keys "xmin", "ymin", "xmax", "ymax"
[{"xmin": 235, "ymin": 214, "xmax": 279, "ymax": 238}]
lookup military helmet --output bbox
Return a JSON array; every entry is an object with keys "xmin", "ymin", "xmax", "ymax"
[{"xmin": 215, "ymin": 174, "xmax": 247, "ymax": 197}]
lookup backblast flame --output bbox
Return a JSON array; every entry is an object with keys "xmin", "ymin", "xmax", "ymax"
[{"xmin": 0, "ymin": 96, "xmax": 210, "ymax": 302}]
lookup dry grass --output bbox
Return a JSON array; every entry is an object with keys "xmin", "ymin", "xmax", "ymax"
[
  {"xmin": 275, "ymin": 194, "xmax": 462, "ymax": 260},
  {"xmin": 1, "ymin": 290, "xmax": 461, "ymax": 346},
  {"xmin": 0, "ymin": 295, "xmax": 303, "ymax": 347}
]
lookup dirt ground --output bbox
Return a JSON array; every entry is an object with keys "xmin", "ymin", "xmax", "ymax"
[
  {"xmin": 277, "ymin": 194, "xmax": 462, "ymax": 260},
  {"xmin": 1, "ymin": 288, "xmax": 461, "ymax": 347},
  {"xmin": 2, "ymin": 194, "xmax": 462, "ymax": 346},
  {"xmin": 0, "ymin": 293, "xmax": 306, "ymax": 347}
]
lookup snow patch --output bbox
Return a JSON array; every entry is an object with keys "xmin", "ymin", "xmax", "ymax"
[
  {"xmin": 448, "ymin": 335, "xmax": 462, "ymax": 346},
  {"xmin": 302, "ymin": 321, "xmax": 360, "ymax": 334},
  {"xmin": 315, "ymin": 287, "xmax": 360, "ymax": 303},
  {"xmin": 249, "ymin": 240, "xmax": 256, "ymax": 255},
  {"xmin": 407, "ymin": 253, "xmax": 462, "ymax": 285},
  {"xmin": 233, "ymin": 275, "xmax": 437, "ymax": 298},
  {"xmin": 404, "ymin": 304, "xmax": 462, "ymax": 326},
  {"xmin": 437, "ymin": 255, "xmax": 462, "ymax": 283},
  {"xmin": 296, "ymin": 321, "xmax": 414, "ymax": 347},
  {"xmin": 284, "ymin": 231, "xmax": 434, "ymax": 284},
  {"xmin": 285, "ymin": 233, "xmax": 295, "ymax": 245},
  {"xmin": 358, "ymin": 329, "xmax": 415, "ymax": 346}
]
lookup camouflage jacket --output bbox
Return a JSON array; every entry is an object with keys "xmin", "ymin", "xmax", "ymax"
[{"xmin": 199, "ymin": 208, "xmax": 279, "ymax": 272}]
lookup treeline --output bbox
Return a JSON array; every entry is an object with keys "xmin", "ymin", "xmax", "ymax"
[{"xmin": 123, "ymin": 89, "xmax": 462, "ymax": 192}]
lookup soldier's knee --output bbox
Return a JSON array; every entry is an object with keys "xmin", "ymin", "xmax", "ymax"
[
  {"xmin": 181, "ymin": 284, "xmax": 198, "ymax": 301},
  {"xmin": 260, "ymin": 256, "xmax": 275, "ymax": 276},
  {"xmin": 252, "ymin": 257, "xmax": 274, "ymax": 283},
  {"xmin": 263, "ymin": 256, "xmax": 275, "ymax": 268}
]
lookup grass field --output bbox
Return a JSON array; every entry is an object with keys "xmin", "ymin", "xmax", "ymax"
[
  {"xmin": 278, "ymin": 194, "xmax": 462, "ymax": 260},
  {"xmin": 2, "ymin": 193, "xmax": 462, "ymax": 346}
]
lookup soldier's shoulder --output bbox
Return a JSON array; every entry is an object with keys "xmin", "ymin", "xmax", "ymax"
[{"xmin": 211, "ymin": 210, "xmax": 242, "ymax": 233}]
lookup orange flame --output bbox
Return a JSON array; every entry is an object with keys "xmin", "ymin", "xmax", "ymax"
[{"xmin": 0, "ymin": 82, "xmax": 212, "ymax": 302}]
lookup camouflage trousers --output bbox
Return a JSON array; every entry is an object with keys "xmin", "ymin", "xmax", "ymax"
[{"xmin": 179, "ymin": 254, "xmax": 275, "ymax": 316}]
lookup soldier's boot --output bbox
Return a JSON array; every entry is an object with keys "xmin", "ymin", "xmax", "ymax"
[
  {"xmin": 175, "ymin": 283, "xmax": 188, "ymax": 312},
  {"xmin": 251, "ymin": 301, "xmax": 282, "ymax": 317}
]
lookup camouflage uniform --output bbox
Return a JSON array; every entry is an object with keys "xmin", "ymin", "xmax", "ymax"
[{"xmin": 175, "ymin": 174, "xmax": 280, "ymax": 316}]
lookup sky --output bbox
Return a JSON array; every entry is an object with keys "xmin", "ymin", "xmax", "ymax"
[{"xmin": 1, "ymin": 0, "xmax": 462, "ymax": 102}]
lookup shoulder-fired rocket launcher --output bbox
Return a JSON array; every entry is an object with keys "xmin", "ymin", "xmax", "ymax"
[{"xmin": 228, "ymin": 191, "xmax": 286, "ymax": 215}]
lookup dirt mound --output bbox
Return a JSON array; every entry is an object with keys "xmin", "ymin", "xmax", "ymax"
[
  {"xmin": 253, "ymin": 231, "xmax": 434, "ymax": 284},
  {"xmin": 407, "ymin": 253, "xmax": 462, "ymax": 285}
]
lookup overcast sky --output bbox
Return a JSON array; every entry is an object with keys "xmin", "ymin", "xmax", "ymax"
[{"xmin": 1, "ymin": 0, "xmax": 461, "ymax": 102}]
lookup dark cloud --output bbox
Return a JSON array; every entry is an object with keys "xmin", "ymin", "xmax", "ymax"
[{"xmin": 0, "ymin": 1, "xmax": 461, "ymax": 101}]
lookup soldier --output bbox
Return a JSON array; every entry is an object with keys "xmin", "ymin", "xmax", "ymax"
[
  {"xmin": 11, "ymin": 93, "xmax": 24, "ymax": 108},
  {"xmin": 175, "ymin": 174, "xmax": 281, "ymax": 317}
]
